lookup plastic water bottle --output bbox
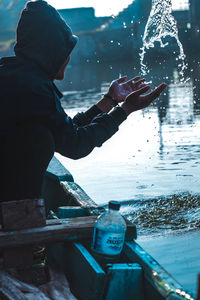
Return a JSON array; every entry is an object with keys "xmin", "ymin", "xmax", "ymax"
[{"xmin": 91, "ymin": 201, "xmax": 126, "ymax": 258}]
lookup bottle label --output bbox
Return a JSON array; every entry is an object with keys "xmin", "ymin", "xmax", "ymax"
[{"xmin": 92, "ymin": 228, "xmax": 125, "ymax": 256}]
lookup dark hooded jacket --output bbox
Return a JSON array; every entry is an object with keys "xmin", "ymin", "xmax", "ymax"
[{"xmin": 0, "ymin": 0, "xmax": 127, "ymax": 159}]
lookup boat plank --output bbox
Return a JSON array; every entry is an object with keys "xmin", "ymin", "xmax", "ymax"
[
  {"xmin": 0, "ymin": 216, "xmax": 97, "ymax": 248},
  {"xmin": 0, "ymin": 199, "xmax": 46, "ymax": 269},
  {"xmin": 105, "ymin": 263, "xmax": 145, "ymax": 300},
  {"xmin": 0, "ymin": 216, "xmax": 136, "ymax": 249}
]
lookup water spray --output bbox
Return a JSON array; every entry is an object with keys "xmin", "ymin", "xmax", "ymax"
[{"xmin": 140, "ymin": 0, "xmax": 188, "ymax": 82}]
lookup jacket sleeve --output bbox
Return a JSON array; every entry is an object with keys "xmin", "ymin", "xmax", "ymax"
[
  {"xmin": 24, "ymin": 83, "xmax": 127, "ymax": 160},
  {"xmin": 47, "ymin": 107, "xmax": 127, "ymax": 159},
  {"xmin": 72, "ymin": 105, "xmax": 103, "ymax": 126}
]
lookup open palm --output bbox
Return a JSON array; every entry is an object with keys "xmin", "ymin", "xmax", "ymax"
[
  {"xmin": 121, "ymin": 83, "xmax": 167, "ymax": 115},
  {"xmin": 108, "ymin": 76, "xmax": 147, "ymax": 103}
]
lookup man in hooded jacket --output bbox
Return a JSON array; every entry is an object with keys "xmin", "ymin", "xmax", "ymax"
[{"xmin": 0, "ymin": 0, "xmax": 166, "ymax": 202}]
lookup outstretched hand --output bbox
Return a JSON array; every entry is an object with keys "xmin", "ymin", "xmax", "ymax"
[
  {"xmin": 121, "ymin": 83, "xmax": 167, "ymax": 116},
  {"xmin": 108, "ymin": 76, "xmax": 147, "ymax": 103}
]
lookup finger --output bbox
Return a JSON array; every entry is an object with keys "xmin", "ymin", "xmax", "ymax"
[
  {"xmin": 137, "ymin": 83, "xmax": 147, "ymax": 89},
  {"xmin": 143, "ymin": 83, "xmax": 167, "ymax": 100},
  {"xmin": 132, "ymin": 76, "xmax": 141, "ymax": 82},
  {"xmin": 125, "ymin": 78, "xmax": 146, "ymax": 90},
  {"xmin": 117, "ymin": 76, "xmax": 127, "ymax": 84},
  {"xmin": 132, "ymin": 78, "xmax": 146, "ymax": 87},
  {"xmin": 132, "ymin": 85, "xmax": 151, "ymax": 97},
  {"xmin": 125, "ymin": 76, "xmax": 141, "ymax": 85}
]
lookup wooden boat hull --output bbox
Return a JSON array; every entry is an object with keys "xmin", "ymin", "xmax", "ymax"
[{"xmin": 43, "ymin": 157, "xmax": 195, "ymax": 300}]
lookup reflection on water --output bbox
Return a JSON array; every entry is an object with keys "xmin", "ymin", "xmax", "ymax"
[
  {"xmin": 56, "ymin": 57, "xmax": 200, "ymax": 293},
  {"xmin": 167, "ymin": 82, "xmax": 193, "ymax": 125}
]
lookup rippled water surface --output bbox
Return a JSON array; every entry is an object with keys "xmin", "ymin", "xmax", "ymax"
[{"xmin": 56, "ymin": 58, "xmax": 200, "ymax": 294}]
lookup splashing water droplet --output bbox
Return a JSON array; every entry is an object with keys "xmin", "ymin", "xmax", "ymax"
[{"xmin": 140, "ymin": 0, "xmax": 188, "ymax": 81}]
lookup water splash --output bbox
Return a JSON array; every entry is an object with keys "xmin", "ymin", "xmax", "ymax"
[
  {"xmin": 123, "ymin": 193, "xmax": 200, "ymax": 236},
  {"xmin": 140, "ymin": 0, "xmax": 187, "ymax": 81}
]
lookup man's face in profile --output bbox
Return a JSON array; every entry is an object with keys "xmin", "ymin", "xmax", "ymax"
[{"xmin": 55, "ymin": 55, "xmax": 71, "ymax": 81}]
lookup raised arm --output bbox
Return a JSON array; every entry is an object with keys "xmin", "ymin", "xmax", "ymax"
[
  {"xmin": 25, "ymin": 79, "xmax": 166, "ymax": 160},
  {"xmin": 53, "ymin": 82, "xmax": 167, "ymax": 159}
]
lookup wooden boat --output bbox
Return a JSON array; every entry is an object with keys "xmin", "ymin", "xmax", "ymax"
[
  {"xmin": 43, "ymin": 157, "xmax": 196, "ymax": 300},
  {"xmin": 0, "ymin": 156, "xmax": 196, "ymax": 299}
]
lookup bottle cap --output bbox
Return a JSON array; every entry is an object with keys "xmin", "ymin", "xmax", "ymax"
[{"xmin": 108, "ymin": 201, "xmax": 120, "ymax": 211}]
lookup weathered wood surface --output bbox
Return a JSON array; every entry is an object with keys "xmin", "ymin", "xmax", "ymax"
[
  {"xmin": 0, "ymin": 216, "xmax": 97, "ymax": 249},
  {"xmin": 0, "ymin": 199, "xmax": 46, "ymax": 269},
  {"xmin": 0, "ymin": 199, "xmax": 46, "ymax": 231},
  {"xmin": 0, "ymin": 216, "xmax": 136, "ymax": 249},
  {"xmin": 57, "ymin": 206, "xmax": 86, "ymax": 218},
  {"xmin": 60, "ymin": 181, "xmax": 104, "ymax": 215},
  {"xmin": 0, "ymin": 266, "xmax": 77, "ymax": 300},
  {"xmin": 105, "ymin": 263, "xmax": 144, "ymax": 300}
]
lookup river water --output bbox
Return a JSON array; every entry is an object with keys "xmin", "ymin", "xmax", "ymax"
[{"xmin": 56, "ymin": 57, "xmax": 200, "ymax": 295}]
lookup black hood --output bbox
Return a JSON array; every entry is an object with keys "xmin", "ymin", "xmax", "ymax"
[{"xmin": 14, "ymin": 0, "xmax": 78, "ymax": 79}]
